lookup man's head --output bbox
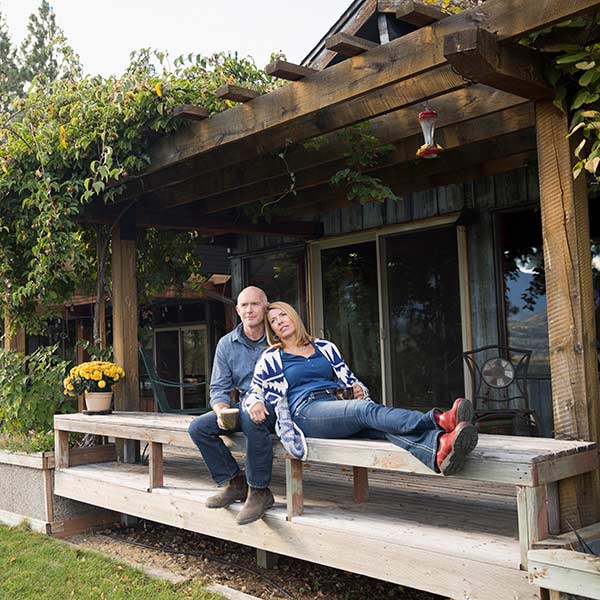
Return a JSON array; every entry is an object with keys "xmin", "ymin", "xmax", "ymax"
[{"xmin": 236, "ymin": 286, "xmax": 268, "ymax": 335}]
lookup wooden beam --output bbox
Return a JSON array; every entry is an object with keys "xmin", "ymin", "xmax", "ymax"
[
  {"xmin": 215, "ymin": 84, "xmax": 260, "ymax": 103},
  {"xmin": 172, "ymin": 105, "xmax": 209, "ymax": 121},
  {"xmin": 536, "ymin": 100, "xmax": 600, "ymax": 528},
  {"xmin": 444, "ymin": 28, "xmax": 553, "ymax": 100},
  {"xmin": 265, "ymin": 60, "xmax": 317, "ymax": 81},
  {"xmin": 111, "ymin": 219, "xmax": 139, "ymax": 464},
  {"xmin": 120, "ymin": 0, "xmax": 599, "ymax": 200},
  {"xmin": 289, "ymin": 132, "xmax": 535, "ymax": 214},
  {"xmin": 306, "ymin": 0, "xmax": 378, "ymax": 70},
  {"xmin": 325, "ymin": 33, "xmax": 379, "ymax": 56},
  {"xmin": 79, "ymin": 206, "xmax": 323, "ymax": 239},
  {"xmin": 193, "ymin": 104, "xmax": 534, "ymax": 215},
  {"xmin": 396, "ymin": 1, "xmax": 448, "ymax": 27},
  {"xmin": 148, "ymin": 87, "xmax": 528, "ymax": 210}
]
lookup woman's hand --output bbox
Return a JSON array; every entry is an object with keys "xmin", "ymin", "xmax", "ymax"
[
  {"xmin": 352, "ymin": 383, "xmax": 364, "ymax": 400},
  {"xmin": 249, "ymin": 401, "xmax": 269, "ymax": 424}
]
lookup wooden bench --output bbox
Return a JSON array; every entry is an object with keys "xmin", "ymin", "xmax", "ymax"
[{"xmin": 54, "ymin": 411, "xmax": 598, "ymax": 571}]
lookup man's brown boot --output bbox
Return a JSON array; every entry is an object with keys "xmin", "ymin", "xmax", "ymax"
[
  {"xmin": 236, "ymin": 487, "xmax": 274, "ymax": 525},
  {"xmin": 205, "ymin": 472, "xmax": 248, "ymax": 508}
]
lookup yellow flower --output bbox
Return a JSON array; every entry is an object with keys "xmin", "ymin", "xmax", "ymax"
[
  {"xmin": 59, "ymin": 125, "xmax": 67, "ymax": 149},
  {"xmin": 98, "ymin": 380, "xmax": 106, "ymax": 389},
  {"xmin": 154, "ymin": 83, "xmax": 162, "ymax": 97}
]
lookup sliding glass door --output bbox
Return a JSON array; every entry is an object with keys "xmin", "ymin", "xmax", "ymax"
[
  {"xmin": 311, "ymin": 220, "xmax": 467, "ymax": 410},
  {"xmin": 382, "ymin": 228, "xmax": 463, "ymax": 410},
  {"xmin": 320, "ymin": 241, "xmax": 382, "ymax": 402}
]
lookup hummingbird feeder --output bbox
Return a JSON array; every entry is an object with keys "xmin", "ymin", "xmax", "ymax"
[{"xmin": 416, "ymin": 109, "xmax": 443, "ymax": 159}]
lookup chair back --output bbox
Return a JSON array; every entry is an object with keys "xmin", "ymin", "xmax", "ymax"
[{"xmin": 139, "ymin": 346, "xmax": 172, "ymax": 413}]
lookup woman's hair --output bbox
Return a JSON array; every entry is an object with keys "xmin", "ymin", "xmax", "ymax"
[{"xmin": 265, "ymin": 301, "xmax": 314, "ymax": 348}]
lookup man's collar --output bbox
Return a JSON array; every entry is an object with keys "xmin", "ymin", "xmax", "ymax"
[{"xmin": 232, "ymin": 322, "xmax": 266, "ymax": 344}]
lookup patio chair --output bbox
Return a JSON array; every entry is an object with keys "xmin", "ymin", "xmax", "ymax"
[
  {"xmin": 139, "ymin": 346, "xmax": 209, "ymax": 415},
  {"xmin": 462, "ymin": 345, "xmax": 539, "ymax": 436}
]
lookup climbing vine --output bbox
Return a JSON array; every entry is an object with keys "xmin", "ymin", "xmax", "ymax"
[{"xmin": 0, "ymin": 49, "xmax": 283, "ymax": 333}]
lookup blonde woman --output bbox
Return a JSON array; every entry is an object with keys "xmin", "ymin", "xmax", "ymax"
[{"xmin": 243, "ymin": 302, "xmax": 477, "ymax": 477}]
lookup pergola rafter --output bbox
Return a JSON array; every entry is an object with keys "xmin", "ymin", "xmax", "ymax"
[{"xmin": 114, "ymin": 0, "xmax": 598, "ymax": 205}]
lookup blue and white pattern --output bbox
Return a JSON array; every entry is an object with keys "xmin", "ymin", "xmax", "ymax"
[{"xmin": 242, "ymin": 339, "xmax": 370, "ymax": 460}]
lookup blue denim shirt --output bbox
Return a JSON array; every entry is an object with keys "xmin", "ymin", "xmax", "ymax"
[{"xmin": 209, "ymin": 323, "xmax": 268, "ymax": 408}]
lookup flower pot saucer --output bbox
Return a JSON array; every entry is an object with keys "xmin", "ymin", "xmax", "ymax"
[{"xmin": 82, "ymin": 409, "xmax": 113, "ymax": 416}]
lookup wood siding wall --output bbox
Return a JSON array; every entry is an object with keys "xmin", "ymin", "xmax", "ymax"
[{"xmin": 231, "ymin": 167, "xmax": 554, "ymax": 435}]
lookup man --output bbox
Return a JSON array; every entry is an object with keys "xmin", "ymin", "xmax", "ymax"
[{"xmin": 188, "ymin": 286, "xmax": 277, "ymax": 525}]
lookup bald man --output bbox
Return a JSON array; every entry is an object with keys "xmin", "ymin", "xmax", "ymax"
[{"xmin": 189, "ymin": 286, "xmax": 277, "ymax": 525}]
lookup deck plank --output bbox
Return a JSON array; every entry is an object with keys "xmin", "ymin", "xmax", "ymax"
[{"xmin": 54, "ymin": 456, "xmax": 539, "ymax": 599}]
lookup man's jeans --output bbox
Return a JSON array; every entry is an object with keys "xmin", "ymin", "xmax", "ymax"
[
  {"xmin": 293, "ymin": 396, "xmax": 443, "ymax": 471},
  {"xmin": 188, "ymin": 404, "xmax": 276, "ymax": 488}
]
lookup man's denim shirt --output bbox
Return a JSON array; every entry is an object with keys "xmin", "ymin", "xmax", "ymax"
[{"xmin": 209, "ymin": 323, "xmax": 267, "ymax": 408}]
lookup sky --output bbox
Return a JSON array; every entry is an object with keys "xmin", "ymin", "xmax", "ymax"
[{"xmin": 0, "ymin": 0, "xmax": 351, "ymax": 76}]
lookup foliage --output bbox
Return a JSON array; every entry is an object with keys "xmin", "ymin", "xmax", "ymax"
[
  {"xmin": 330, "ymin": 123, "xmax": 400, "ymax": 204},
  {"xmin": 75, "ymin": 339, "xmax": 113, "ymax": 361},
  {"xmin": 0, "ymin": 48, "xmax": 282, "ymax": 333},
  {"xmin": 524, "ymin": 15, "xmax": 600, "ymax": 182},
  {"xmin": 0, "ymin": 525, "xmax": 224, "ymax": 600},
  {"xmin": 63, "ymin": 360, "xmax": 125, "ymax": 396},
  {"xmin": 0, "ymin": 430, "xmax": 54, "ymax": 453},
  {"xmin": 18, "ymin": 0, "xmax": 82, "ymax": 85},
  {"xmin": 0, "ymin": 11, "xmax": 22, "ymax": 113},
  {"xmin": 0, "ymin": 344, "xmax": 73, "ymax": 434}
]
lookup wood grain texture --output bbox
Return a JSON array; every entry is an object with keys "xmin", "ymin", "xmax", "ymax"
[
  {"xmin": 396, "ymin": 0, "xmax": 448, "ymax": 26},
  {"xmin": 536, "ymin": 101, "xmax": 600, "ymax": 528}
]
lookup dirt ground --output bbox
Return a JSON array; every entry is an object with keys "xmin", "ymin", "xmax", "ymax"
[{"xmin": 69, "ymin": 521, "xmax": 444, "ymax": 600}]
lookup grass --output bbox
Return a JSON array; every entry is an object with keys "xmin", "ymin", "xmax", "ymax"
[{"xmin": 0, "ymin": 524, "xmax": 224, "ymax": 600}]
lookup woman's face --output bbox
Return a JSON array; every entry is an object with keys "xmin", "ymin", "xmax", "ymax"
[{"xmin": 268, "ymin": 308, "xmax": 296, "ymax": 341}]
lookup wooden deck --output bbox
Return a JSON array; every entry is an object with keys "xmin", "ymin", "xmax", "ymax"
[{"xmin": 55, "ymin": 446, "xmax": 537, "ymax": 600}]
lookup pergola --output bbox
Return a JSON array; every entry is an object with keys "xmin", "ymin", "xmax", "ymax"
[{"xmin": 86, "ymin": 0, "xmax": 600, "ymax": 526}]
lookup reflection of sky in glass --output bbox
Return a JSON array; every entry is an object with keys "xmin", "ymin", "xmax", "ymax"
[{"xmin": 505, "ymin": 251, "xmax": 546, "ymax": 321}]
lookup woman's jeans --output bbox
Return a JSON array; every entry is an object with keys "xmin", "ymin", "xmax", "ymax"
[
  {"xmin": 188, "ymin": 404, "xmax": 276, "ymax": 489},
  {"xmin": 293, "ymin": 395, "xmax": 443, "ymax": 471}
]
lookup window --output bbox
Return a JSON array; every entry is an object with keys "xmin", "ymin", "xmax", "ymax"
[
  {"xmin": 497, "ymin": 209, "xmax": 549, "ymax": 376},
  {"xmin": 244, "ymin": 249, "xmax": 306, "ymax": 319}
]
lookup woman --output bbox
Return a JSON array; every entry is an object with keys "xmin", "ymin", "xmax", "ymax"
[{"xmin": 242, "ymin": 301, "xmax": 478, "ymax": 476}]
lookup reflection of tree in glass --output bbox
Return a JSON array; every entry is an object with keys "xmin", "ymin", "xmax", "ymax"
[
  {"xmin": 503, "ymin": 246, "xmax": 546, "ymax": 314},
  {"xmin": 321, "ymin": 244, "xmax": 381, "ymax": 402}
]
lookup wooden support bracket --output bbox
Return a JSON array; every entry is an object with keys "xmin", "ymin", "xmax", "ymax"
[
  {"xmin": 396, "ymin": 0, "xmax": 448, "ymax": 27},
  {"xmin": 444, "ymin": 28, "xmax": 553, "ymax": 101},
  {"xmin": 265, "ymin": 60, "xmax": 317, "ymax": 81},
  {"xmin": 215, "ymin": 84, "xmax": 260, "ymax": 103},
  {"xmin": 325, "ymin": 33, "xmax": 379, "ymax": 56},
  {"xmin": 172, "ymin": 104, "xmax": 209, "ymax": 121}
]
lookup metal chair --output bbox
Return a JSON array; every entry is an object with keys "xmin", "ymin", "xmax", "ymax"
[
  {"xmin": 139, "ymin": 346, "xmax": 209, "ymax": 415},
  {"xmin": 462, "ymin": 345, "xmax": 539, "ymax": 436}
]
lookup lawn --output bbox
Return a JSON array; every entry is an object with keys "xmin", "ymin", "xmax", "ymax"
[{"xmin": 0, "ymin": 524, "xmax": 224, "ymax": 600}]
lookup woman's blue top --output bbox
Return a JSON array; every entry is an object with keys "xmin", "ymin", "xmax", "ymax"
[{"xmin": 281, "ymin": 346, "xmax": 338, "ymax": 415}]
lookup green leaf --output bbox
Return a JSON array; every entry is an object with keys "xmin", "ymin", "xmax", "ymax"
[
  {"xmin": 575, "ymin": 61, "xmax": 596, "ymax": 71},
  {"xmin": 579, "ymin": 68, "xmax": 600, "ymax": 87},
  {"xmin": 572, "ymin": 90, "xmax": 600, "ymax": 110},
  {"xmin": 556, "ymin": 51, "xmax": 590, "ymax": 64}
]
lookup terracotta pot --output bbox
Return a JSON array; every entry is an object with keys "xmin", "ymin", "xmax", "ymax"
[{"xmin": 84, "ymin": 391, "xmax": 113, "ymax": 412}]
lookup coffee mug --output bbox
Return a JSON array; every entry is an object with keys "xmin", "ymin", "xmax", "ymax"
[{"xmin": 220, "ymin": 407, "xmax": 240, "ymax": 430}]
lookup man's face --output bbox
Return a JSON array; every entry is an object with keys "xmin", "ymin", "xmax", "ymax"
[{"xmin": 236, "ymin": 288, "xmax": 267, "ymax": 329}]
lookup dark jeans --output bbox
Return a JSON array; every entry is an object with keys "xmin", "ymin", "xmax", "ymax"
[
  {"xmin": 188, "ymin": 403, "xmax": 276, "ymax": 488},
  {"xmin": 293, "ymin": 395, "xmax": 443, "ymax": 471}
]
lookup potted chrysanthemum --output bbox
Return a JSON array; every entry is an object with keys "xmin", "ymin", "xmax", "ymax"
[{"xmin": 63, "ymin": 361, "xmax": 125, "ymax": 414}]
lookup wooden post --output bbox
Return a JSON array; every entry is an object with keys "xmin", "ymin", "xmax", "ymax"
[
  {"xmin": 353, "ymin": 466, "xmax": 369, "ymax": 503},
  {"xmin": 256, "ymin": 549, "xmax": 279, "ymax": 569},
  {"xmin": 148, "ymin": 442, "xmax": 163, "ymax": 490},
  {"xmin": 3, "ymin": 317, "xmax": 25, "ymax": 353},
  {"xmin": 536, "ymin": 101, "xmax": 600, "ymax": 528},
  {"xmin": 112, "ymin": 210, "xmax": 139, "ymax": 463},
  {"xmin": 517, "ymin": 485, "xmax": 549, "ymax": 570},
  {"xmin": 54, "ymin": 429, "xmax": 69, "ymax": 469},
  {"xmin": 285, "ymin": 458, "xmax": 304, "ymax": 520}
]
